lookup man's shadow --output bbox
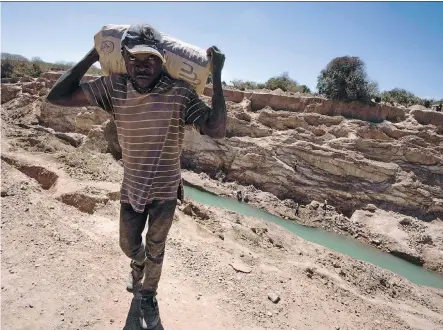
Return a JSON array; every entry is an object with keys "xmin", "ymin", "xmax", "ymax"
[{"xmin": 123, "ymin": 295, "xmax": 164, "ymax": 330}]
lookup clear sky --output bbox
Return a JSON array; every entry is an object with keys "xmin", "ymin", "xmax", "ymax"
[{"xmin": 2, "ymin": 1, "xmax": 443, "ymax": 99}]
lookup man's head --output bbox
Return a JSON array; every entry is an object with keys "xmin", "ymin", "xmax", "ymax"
[{"xmin": 120, "ymin": 24, "xmax": 166, "ymax": 90}]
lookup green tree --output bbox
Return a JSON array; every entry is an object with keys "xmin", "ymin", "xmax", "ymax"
[
  {"xmin": 300, "ymin": 85, "xmax": 311, "ymax": 94},
  {"xmin": 423, "ymin": 99, "xmax": 432, "ymax": 108},
  {"xmin": 317, "ymin": 56, "xmax": 376, "ymax": 103},
  {"xmin": 30, "ymin": 62, "xmax": 42, "ymax": 77},
  {"xmin": 1, "ymin": 59, "xmax": 14, "ymax": 78}
]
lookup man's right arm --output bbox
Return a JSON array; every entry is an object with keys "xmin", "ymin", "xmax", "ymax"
[{"xmin": 46, "ymin": 48, "xmax": 100, "ymax": 107}]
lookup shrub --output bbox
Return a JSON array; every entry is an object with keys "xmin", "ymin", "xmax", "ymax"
[
  {"xmin": 317, "ymin": 56, "xmax": 377, "ymax": 103},
  {"xmin": 1, "ymin": 52, "xmax": 102, "ymax": 78},
  {"xmin": 300, "ymin": 84, "xmax": 311, "ymax": 94},
  {"xmin": 231, "ymin": 79, "xmax": 261, "ymax": 91},
  {"xmin": 380, "ymin": 88, "xmax": 421, "ymax": 107},
  {"xmin": 1, "ymin": 59, "xmax": 14, "ymax": 78},
  {"xmin": 264, "ymin": 72, "xmax": 303, "ymax": 93}
]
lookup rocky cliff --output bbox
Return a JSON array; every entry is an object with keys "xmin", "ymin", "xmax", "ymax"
[{"xmin": 186, "ymin": 89, "xmax": 443, "ymax": 221}]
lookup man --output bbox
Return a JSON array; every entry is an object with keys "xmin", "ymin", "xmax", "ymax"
[{"xmin": 47, "ymin": 24, "xmax": 226, "ymax": 329}]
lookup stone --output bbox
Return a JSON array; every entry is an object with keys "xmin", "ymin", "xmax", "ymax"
[
  {"xmin": 399, "ymin": 218, "xmax": 412, "ymax": 226},
  {"xmin": 182, "ymin": 204, "xmax": 194, "ymax": 216},
  {"xmin": 22, "ymin": 81, "xmax": 45, "ymax": 95},
  {"xmin": 229, "ymin": 262, "xmax": 252, "ymax": 273},
  {"xmin": 363, "ymin": 204, "xmax": 377, "ymax": 212},
  {"xmin": 309, "ymin": 201, "xmax": 320, "ymax": 210},
  {"xmin": 267, "ymin": 292, "xmax": 280, "ymax": 304},
  {"xmin": 1, "ymin": 84, "xmax": 21, "ymax": 104},
  {"xmin": 411, "ymin": 109, "xmax": 443, "ymax": 130},
  {"xmin": 55, "ymin": 132, "xmax": 86, "ymax": 147},
  {"xmin": 38, "ymin": 94, "xmax": 110, "ymax": 133},
  {"xmin": 19, "ymin": 76, "xmax": 34, "ymax": 83},
  {"xmin": 371, "ymin": 238, "xmax": 382, "ymax": 246}
]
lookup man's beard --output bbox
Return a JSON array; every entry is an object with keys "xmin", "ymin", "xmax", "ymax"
[{"xmin": 130, "ymin": 77, "xmax": 155, "ymax": 93}]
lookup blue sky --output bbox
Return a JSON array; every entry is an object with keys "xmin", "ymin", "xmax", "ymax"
[{"xmin": 2, "ymin": 2, "xmax": 443, "ymax": 99}]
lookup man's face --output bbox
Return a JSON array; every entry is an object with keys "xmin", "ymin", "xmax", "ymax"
[{"xmin": 122, "ymin": 49, "xmax": 163, "ymax": 89}]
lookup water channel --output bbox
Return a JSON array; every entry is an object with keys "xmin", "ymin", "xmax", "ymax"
[{"xmin": 184, "ymin": 185, "xmax": 443, "ymax": 289}]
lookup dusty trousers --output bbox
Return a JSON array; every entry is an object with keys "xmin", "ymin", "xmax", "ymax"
[{"xmin": 119, "ymin": 199, "xmax": 177, "ymax": 294}]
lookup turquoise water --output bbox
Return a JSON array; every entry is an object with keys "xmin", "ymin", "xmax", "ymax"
[{"xmin": 184, "ymin": 185, "xmax": 443, "ymax": 289}]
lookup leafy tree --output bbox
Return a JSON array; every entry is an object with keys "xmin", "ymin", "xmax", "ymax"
[
  {"xmin": 300, "ymin": 85, "xmax": 311, "ymax": 94},
  {"xmin": 423, "ymin": 99, "xmax": 432, "ymax": 108},
  {"xmin": 30, "ymin": 63, "xmax": 42, "ymax": 77},
  {"xmin": 317, "ymin": 56, "xmax": 376, "ymax": 103},
  {"xmin": 1, "ymin": 59, "xmax": 14, "ymax": 78}
]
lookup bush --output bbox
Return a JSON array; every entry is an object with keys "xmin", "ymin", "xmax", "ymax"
[
  {"xmin": 231, "ymin": 79, "xmax": 262, "ymax": 91},
  {"xmin": 300, "ymin": 85, "xmax": 311, "ymax": 94},
  {"xmin": 423, "ymin": 99, "xmax": 432, "ymax": 108},
  {"xmin": 264, "ymin": 72, "xmax": 303, "ymax": 93},
  {"xmin": 0, "ymin": 52, "xmax": 102, "ymax": 78},
  {"xmin": 317, "ymin": 56, "xmax": 378, "ymax": 103},
  {"xmin": 1, "ymin": 59, "xmax": 14, "ymax": 78},
  {"xmin": 380, "ymin": 88, "xmax": 421, "ymax": 107}
]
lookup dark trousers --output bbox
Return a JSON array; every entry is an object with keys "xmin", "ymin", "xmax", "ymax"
[{"xmin": 119, "ymin": 199, "xmax": 177, "ymax": 294}]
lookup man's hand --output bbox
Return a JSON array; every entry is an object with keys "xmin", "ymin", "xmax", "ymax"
[
  {"xmin": 200, "ymin": 46, "xmax": 227, "ymax": 139},
  {"xmin": 207, "ymin": 46, "xmax": 225, "ymax": 74}
]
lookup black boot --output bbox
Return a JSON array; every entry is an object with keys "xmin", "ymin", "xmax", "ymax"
[{"xmin": 139, "ymin": 293, "xmax": 160, "ymax": 329}]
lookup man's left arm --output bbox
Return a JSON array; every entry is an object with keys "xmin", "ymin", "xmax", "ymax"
[{"xmin": 184, "ymin": 46, "xmax": 227, "ymax": 140}]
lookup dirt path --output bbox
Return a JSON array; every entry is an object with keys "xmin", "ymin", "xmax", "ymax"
[{"xmin": 1, "ymin": 123, "xmax": 443, "ymax": 330}]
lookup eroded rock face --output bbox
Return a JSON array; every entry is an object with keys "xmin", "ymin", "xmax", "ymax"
[
  {"xmin": 38, "ymin": 101, "xmax": 111, "ymax": 134},
  {"xmin": 305, "ymin": 100, "xmax": 406, "ymax": 123},
  {"xmin": 1, "ymin": 84, "xmax": 22, "ymax": 104},
  {"xmin": 411, "ymin": 109, "xmax": 443, "ymax": 131},
  {"xmin": 178, "ymin": 89, "xmax": 442, "ymax": 219}
]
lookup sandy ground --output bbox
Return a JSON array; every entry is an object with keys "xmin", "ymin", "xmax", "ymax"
[{"xmin": 2, "ymin": 121, "xmax": 443, "ymax": 330}]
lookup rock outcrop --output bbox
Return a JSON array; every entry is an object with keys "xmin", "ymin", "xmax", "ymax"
[{"xmin": 179, "ymin": 98, "xmax": 442, "ymax": 220}]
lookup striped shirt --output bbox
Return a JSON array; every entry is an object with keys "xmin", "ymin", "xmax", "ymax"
[{"xmin": 80, "ymin": 73, "xmax": 211, "ymax": 213}]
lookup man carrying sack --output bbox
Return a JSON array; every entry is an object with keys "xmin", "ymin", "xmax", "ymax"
[{"xmin": 47, "ymin": 24, "xmax": 227, "ymax": 329}]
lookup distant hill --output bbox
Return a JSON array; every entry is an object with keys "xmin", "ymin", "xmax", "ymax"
[
  {"xmin": 1, "ymin": 52, "xmax": 102, "ymax": 79},
  {"xmin": 1, "ymin": 52, "xmax": 29, "ymax": 61}
]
